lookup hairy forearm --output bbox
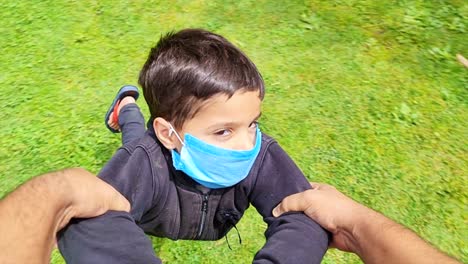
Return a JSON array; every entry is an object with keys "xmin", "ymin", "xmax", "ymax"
[
  {"xmin": 353, "ymin": 209, "xmax": 460, "ymax": 264},
  {"xmin": 0, "ymin": 169, "xmax": 76, "ymax": 264}
]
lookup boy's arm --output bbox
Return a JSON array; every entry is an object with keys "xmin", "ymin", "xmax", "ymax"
[
  {"xmin": 249, "ymin": 141, "xmax": 329, "ymax": 264},
  {"xmin": 58, "ymin": 148, "xmax": 162, "ymax": 263},
  {"xmin": 58, "ymin": 211, "xmax": 160, "ymax": 264}
]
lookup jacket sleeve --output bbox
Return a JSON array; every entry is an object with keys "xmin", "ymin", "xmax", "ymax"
[
  {"xmin": 58, "ymin": 147, "xmax": 161, "ymax": 264},
  {"xmin": 249, "ymin": 141, "xmax": 329, "ymax": 264}
]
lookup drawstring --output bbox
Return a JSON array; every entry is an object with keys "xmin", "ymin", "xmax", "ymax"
[
  {"xmin": 225, "ymin": 234, "xmax": 231, "ymax": 250},
  {"xmin": 219, "ymin": 209, "xmax": 242, "ymax": 250},
  {"xmin": 224, "ymin": 223, "xmax": 242, "ymax": 250}
]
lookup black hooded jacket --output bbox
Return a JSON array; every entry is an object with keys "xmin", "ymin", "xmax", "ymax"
[{"xmin": 58, "ymin": 128, "xmax": 329, "ymax": 263}]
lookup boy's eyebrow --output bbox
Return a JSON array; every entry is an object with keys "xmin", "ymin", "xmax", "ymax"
[{"xmin": 208, "ymin": 112, "xmax": 262, "ymax": 129}]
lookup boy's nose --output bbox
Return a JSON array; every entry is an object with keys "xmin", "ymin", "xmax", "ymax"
[{"xmin": 231, "ymin": 131, "xmax": 255, "ymax": 150}]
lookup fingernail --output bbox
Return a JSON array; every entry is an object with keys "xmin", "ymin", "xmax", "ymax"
[{"xmin": 272, "ymin": 207, "xmax": 279, "ymax": 217}]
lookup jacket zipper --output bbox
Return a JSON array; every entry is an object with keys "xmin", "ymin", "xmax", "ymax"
[{"xmin": 196, "ymin": 193, "xmax": 209, "ymax": 239}]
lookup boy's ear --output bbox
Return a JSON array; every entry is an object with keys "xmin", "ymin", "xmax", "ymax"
[{"xmin": 153, "ymin": 117, "xmax": 178, "ymax": 150}]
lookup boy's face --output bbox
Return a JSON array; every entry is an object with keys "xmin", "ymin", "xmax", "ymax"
[{"xmin": 173, "ymin": 90, "xmax": 262, "ymax": 151}]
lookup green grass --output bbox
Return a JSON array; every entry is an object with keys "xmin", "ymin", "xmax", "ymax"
[{"xmin": 1, "ymin": 0, "xmax": 466, "ymax": 263}]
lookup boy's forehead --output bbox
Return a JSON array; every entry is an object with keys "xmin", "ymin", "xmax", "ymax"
[{"xmin": 185, "ymin": 90, "xmax": 262, "ymax": 127}]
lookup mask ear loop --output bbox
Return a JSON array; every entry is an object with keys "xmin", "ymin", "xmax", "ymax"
[{"xmin": 168, "ymin": 123, "xmax": 185, "ymax": 146}]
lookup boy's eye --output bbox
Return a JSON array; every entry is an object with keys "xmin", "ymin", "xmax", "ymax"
[
  {"xmin": 249, "ymin": 121, "xmax": 259, "ymax": 129},
  {"xmin": 214, "ymin": 129, "xmax": 232, "ymax": 136}
]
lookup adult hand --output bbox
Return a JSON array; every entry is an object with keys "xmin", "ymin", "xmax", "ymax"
[
  {"xmin": 0, "ymin": 168, "xmax": 130, "ymax": 264},
  {"xmin": 272, "ymin": 182, "xmax": 461, "ymax": 264},
  {"xmin": 56, "ymin": 168, "xmax": 131, "ymax": 230},
  {"xmin": 272, "ymin": 182, "xmax": 367, "ymax": 253}
]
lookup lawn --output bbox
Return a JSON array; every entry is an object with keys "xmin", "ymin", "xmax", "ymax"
[{"xmin": 0, "ymin": 0, "xmax": 466, "ymax": 263}]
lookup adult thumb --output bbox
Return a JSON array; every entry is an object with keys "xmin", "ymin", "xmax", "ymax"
[
  {"xmin": 272, "ymin": 191, "xmax": 311, "ymax": 217},
  {"xmin": 109, "ymin": 188, "xmax": 131, "ymax": 213},
  {"xmin": 107, "ymin": 185, "xmax": 131, "ymax": 213}
]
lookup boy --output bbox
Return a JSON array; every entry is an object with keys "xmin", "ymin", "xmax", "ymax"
[{"xmin": 58, "ymin": 29, "xmax": 328, "ymax": 263}]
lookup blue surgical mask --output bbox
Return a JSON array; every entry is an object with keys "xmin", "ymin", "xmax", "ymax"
[{"xmin": 169, "ymin": 124, "xmax": 262, "ymax": 189}]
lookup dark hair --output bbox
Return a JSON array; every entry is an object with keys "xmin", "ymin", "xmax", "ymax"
[{"xmin": 139, "ymin": 28, "xmax": 265, "ymax": 129}]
